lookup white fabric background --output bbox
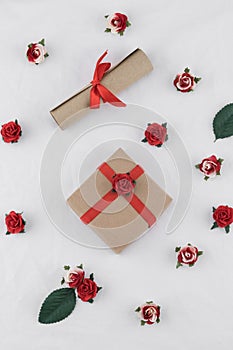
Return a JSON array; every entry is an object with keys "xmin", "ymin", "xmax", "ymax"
[{"xmin": 0, "ymin": 0, "xmax": 233, "ymax": 349}]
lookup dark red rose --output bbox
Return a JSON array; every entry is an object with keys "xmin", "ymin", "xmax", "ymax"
[
  {"xmin": 174, "ymin": 68, "xmax": 201, "ymax": 93},
  {"xmin": 112, "ymin": 173, "xmax": 135, "ymax": 196},
  {"xmin": 1, "ymin": 120, "xmax": 22, "ymax": 143},
  {"xmin": 107, "ymin": 13, "xmax": 128, "ymax": 33},
  {"xmin": 198, "ymin": 155, "xmax": 222, "ymax": 179},
  {"xmin": 139, "ymin": 303, "xmax": 160, "ymax": 325},
  {"xmin": 65, "ymin": 268, "xmax": 84, "ymax": 288},
  {"xmin": 26, "ymin": 40, "xmax": 48, "ymax": 64},
  {"xmin": 5, "ymin": 211, "xmax": 26, "ymax": 234},
  {"xmin": 213, "ymin": 205, "xmax": 233, "ymax": 228},
  {"xmin": 176, "ymin": 244, "xmax": 202, "ymax": 267},
  {"xmin": 143, "ymin": 123, "xmax": 167, "ymax": 146},
  {"xmin": 77, "ymin": 278, "xmax": 98, "ymax": 302}
]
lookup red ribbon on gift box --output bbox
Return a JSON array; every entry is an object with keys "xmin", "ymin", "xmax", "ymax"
[
  {"xmin": 90, "ymin": 51, "xmax": 126, "ymax": 109},
  {"xmin": 80, "ymin": 162, "xmax": 156, "ymax": 227}
]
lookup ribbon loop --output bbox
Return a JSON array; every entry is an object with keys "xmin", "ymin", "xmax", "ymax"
[{"xmin": 90, "ymin": 51, "xmax": 126, "ymax": 109}]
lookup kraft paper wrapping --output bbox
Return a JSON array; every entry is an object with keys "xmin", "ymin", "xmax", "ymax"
[
  {"xmin": 50, "ymin": 49, "xmax": 153, "ymax": 128},
  {"xmin": 67, "ymin": 149, "xmax": 172, "ymax": 254}
]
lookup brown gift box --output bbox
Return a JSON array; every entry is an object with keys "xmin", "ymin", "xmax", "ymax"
[
  {"xmin": 67, "ymin": 148, "xmax": 172, "ymax": 253},
  {"xmin": 50, "ymin": 48, "xmax": 153, "ymax": 128}
]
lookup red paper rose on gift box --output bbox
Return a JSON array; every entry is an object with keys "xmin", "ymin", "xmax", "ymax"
[
  {"xmin": 211, "ymin": 205, "xmax": 233, "ymax": 233},
  {"xmin": 105, "ymin": 13, "xmax": 131, "ymax": 35},
  {"xmin": 5, "ymin": 211, "xmax": 26, "ymax": 234},
  {"xmin": 1, "ymin": 119, "xmax": 22, "ymax": 143},
  {"xmin": 195, "ymin": 155, "xmax": 223, "ymax": 180},
  {"xmin": 175, "ymin": 244, "xmax": 203, "ymax": 268},
  {"xmin": 26, "ymin": 38, "xmax": 49, "ymax": 64},
  {"xmin": 142, "ymin": 122, "xmax": 168, "ymax": 147},
  {"xmin": 135, "ymin": 301, "xmax": 161, "ymax": 326},
  {"xmin": 174, "ymin": 67, "xmax": 201, "ymax": 93},
  {"xmin": 112, "ymin": 173, "xmax": 136, "ymax": 196}
]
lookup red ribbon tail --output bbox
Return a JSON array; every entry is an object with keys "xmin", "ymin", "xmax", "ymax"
[
  {"xmin": 124, "ymin": 193, "xmax": 156, "ymax": 227},
  {"xmin": 98, "ymin": 84, "xmax": 126, "ymax": 107}
]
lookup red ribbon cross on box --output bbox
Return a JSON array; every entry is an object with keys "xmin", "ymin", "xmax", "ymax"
[{"xmin": 80, "ymin": 162, "xmax": 156, "ymax": 227}]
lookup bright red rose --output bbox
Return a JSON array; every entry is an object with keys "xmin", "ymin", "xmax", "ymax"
[
  {"xmin": 197, "ymin": 155, "xmax": 223, "ymax": 179},
  {"xmin": 105, "ymin": 13, "xmax": 130, "ymax": 35},
  {"xmin": 143, "ymin": 122, "xmax": 167, "ymax": 146},
  {"xmin": 213, "ymin": 205, "xmax": 233, "ymax": 228},
  {"xmin": 174, "ymin": 68, "xmax": 201, "ymax": 93},
  {"xmin": 77, "ymin": 278, "xmax": 98, "ymax": 302},
  {"xmin": 1, "ymin": 120, "xmax": 22, "ymax": 143},
  {"xmin": 136, "ymin": 303, "xmax": 160, "ymax": 325},
  {"xmin": 5, "ymin": 211, "xmax": 26, "ymax": 234},
  {"xmin": 65, "ymin": 268, "xmax": 84, "ymax": 288},
  {"xmin": 112, "ymin": 173, "xmax": 135, "ymax": 196}
]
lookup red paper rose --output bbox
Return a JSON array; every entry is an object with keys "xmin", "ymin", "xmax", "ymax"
[
  {"xmin": 112, "ymin": 173, "xmax": 135, "ymax": 196},
  {"xmin": 211, "ymin": 205, "xmax": 233, "ymax": 233},
  {"xmin": 105, "ymin": 13, "xmax": 131, "ymax": 35},
  {"xmin": 1, "ymin": 119, "xmax": 22, "ymax": 143},
  {"xmin": 77, "ymin": 277, "xmax": 99, "ymax": 302},
  {"xmin": 135, "ymin": 302, "xmax": 160, "ymax": 326},
  {"xmin": 174, "ymin": 67, "xmax": 201, "ymax": 93},
  {"xmin": 64, "ymin": 266, "xmax": 85, "ymax": 288},
  {"xmin": 196, "ymin": 155, "xmax": 223, "ymax": 180},
  {"xmin": 5, "ymin": 211, "xmax": 26, "ymax": 234},
  {"xmin": 176, "ymin": 244, "xmax": 203, "ymax": 268},
  {"xmin": 142, "ymin": 122, "xmax": 168, "ymax": 147},
  {"xmin": 26, "ymin": 38, "xmax": 48, "ymax": 64}
]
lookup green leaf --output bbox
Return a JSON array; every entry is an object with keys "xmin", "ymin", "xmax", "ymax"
[
  {"xmin": 165, "ymin": 134, "xmax": 169, "ymax": 142},
  {"xmin": 126, "ymin": 20, "xmax": 131, "ymax": 27},
  {"xmin": 175, "ymin": 246, "xmax": 181, "ymax": 252},
  {"xmin": 156, "ymin": 318, "xmax": 160, "ymax": 323},
  {"xmin": 225, "ymin": 225, "xmax": 230, "ymax": 234},
  {"xmin": 204, "ymin": 175, "xmax": 209, "ymax": 181},
  {"xmin": 194, "ymin": 77, "xmax": 201, "ymax": 84},
  {"xmin": 97, "ymin": 286, "xmax": 102, "ymax": 293},
  {"xmin": 156, "ymin": 144, "xmax": 162, "ymax": 148},
  {"xmin": 141, "ymin": 320, "xmax": 146, "ymax": 326},
  {"xmin": 28, "ymin": 43, "xmax": 33, "ymax": 48},
  {"xmin": 216, "ymin": 171, "xmax": 220, "ymax": 175},
  {"xmin": 146, "ymin": 301, "xmax": 154, "ymax": 304},
  {"xmin": 184, "ymin": 67, "xmax": 190, "ymax": 73},
  {"xmin": 5, "ymin": 231, "xmax": 10, "ymax": 235},
  {"xmin": 176, "ymin": 262, "xmax": 182, "ymax": 269},
  {"xmin": 89, "ymin": 273, "xmax": 94, "ymax": 281},
  {"xmin": 87, "ymin": 298, "xmax": 94, "ymax": 304},
  {"xmin": 64, "ymin": 265, "xmax": 70, "ymax": 271},
  {"xmin": 38, "ymin": 288, "xmax": 76, "ymax": 324},
  {"xmin": 195, "ymin": 164, "xmax": 200, "ymax": 169},
  {"xmin": 197, "ymin": 251, "xmax": 203, "ymax": 256},
  {"xmin": 212, "ymin": 207, "xmax": 216, "ymax": 212},
  {"xmin": 211, "ymin": 222, "xmax": 218, "ymax": 230},
  {"xmin": 61, "ymin": 277, "xmax": 65, "ymax": 285},
  {"xmin": 135, "ymin": 306, "xmax": 141, "ymax": 312},
  {"xmin": 39, "ymin": 38, "xmax": 45, "ymax": 46},
  {"xmin": 118, "ymin": 31, "xmax": 124, "ymax": 36},
  {"xmin": 189, "ymin": 263, "xmax": 194, "ymax": 267},
  {"xmin": 44, "ymin": 53, "xmax": 49, "ymax": 58},
  {"xmin": 104, "ymin": 15, "xmax": 109, "ymax": 18},
  {"xmin": 162, "ymin": 122, "xmax": 167, "ymax": 128},
  {"xmin": 77, "ymin": 264, "xmax": 83, "ymax": 269},
  {"xmin": 141, "ymin": 138, "xmax": 148, "ymax": 143},
  {"xmin": 105, "ymin": 28, "xmax": 111, "ymax": 33},
  {"xmin": 213, "ymin": 103, "xmax": 233, "ymax": 141},
  {"xmin": 218, "ymin": 158, "xmax": 224, "ymax": 164}
]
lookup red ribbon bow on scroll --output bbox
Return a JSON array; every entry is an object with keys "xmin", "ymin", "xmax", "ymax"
[
  {"xmin": 90, "ymin": 50, "xmax": 126, "ymax": 109},
  {"xmin": 80, "ymin": 162, "xmax": 156, "ymax": 227}
]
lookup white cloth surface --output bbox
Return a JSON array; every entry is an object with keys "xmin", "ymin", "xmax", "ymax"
[{"xmin": 0, "ymin": 0, "xmax": 233, "ymax": 349}]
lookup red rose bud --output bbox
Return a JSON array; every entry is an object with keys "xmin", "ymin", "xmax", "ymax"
[
  {"xmin": 112, "ymin": 173, "xmax": 135, "ymax": 196},
  {"xmin": 105, "ymin": 12, "xmax": 131, "ymax": 35},
  {"xmin": 1, "ymin": 119, "xmax": 22, "ymax": 143},
  {"xmin": 176, "ymin": 244, "xmax": 203, "ymax": 268},
  {"xmin": 142, "ymin": 122, "xmax": 168, "ymax": 147},
  {"xmin": 135, "ymin": 302, "xmax": 160, "ymax": 326},
  {"xmin": 65, "ymin": 267, "xmax": 85, "ymax": 288},
  {"xmin": 77, "ymin": 278, "xmax": 101, "ymax": 303},
  {"xmin": 196, "ymin": 155, "xmax": 223, "ymax": 180},
  {"xmin": 26, "ymin": 39, "xmax": 49, "ymax": 64},
  {"xmin": 212, "ymin": 205, "xmax": 233, "ymax": 233},
  {"xmin": 174, "ymin": 67, "xmax": 201, "ymax": 93},
  {"xmin": 5, "ymin": 211, "xmax": 26, "ymax": 234}
]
